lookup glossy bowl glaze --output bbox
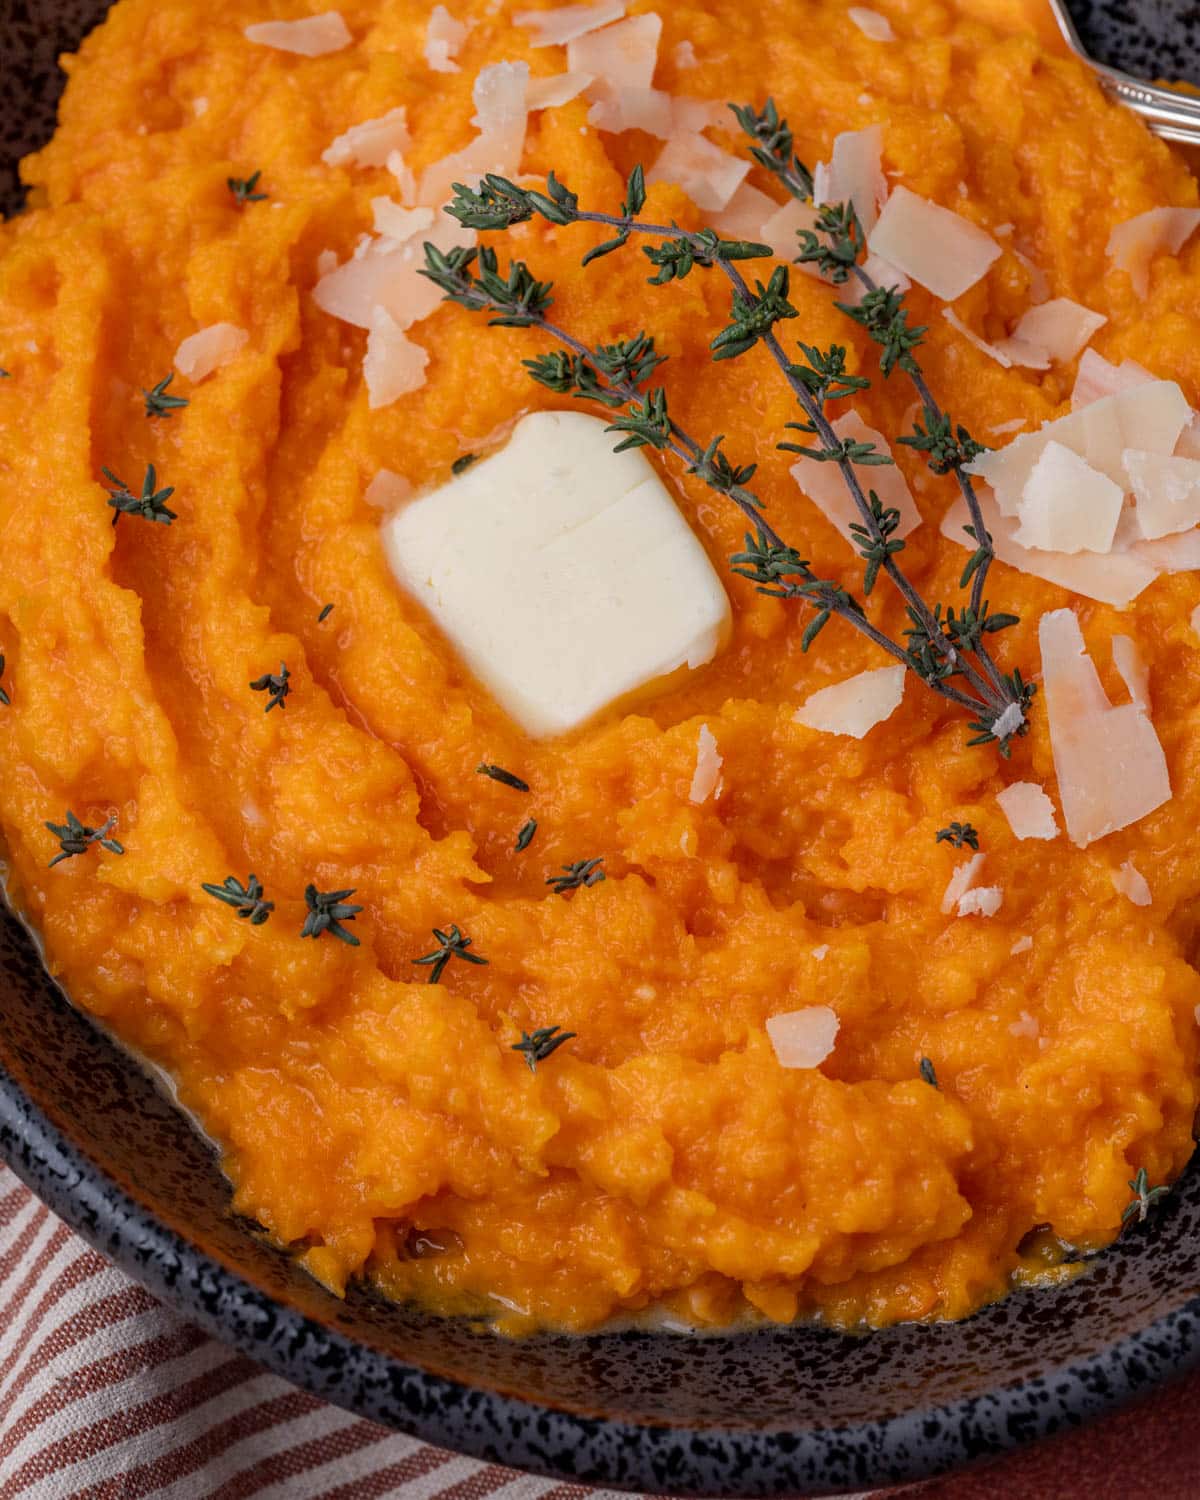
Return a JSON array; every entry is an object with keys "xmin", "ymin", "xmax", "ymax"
[{"xmin": 3, "ymin": 3, "xmax": 1200, "ymax": 1493}]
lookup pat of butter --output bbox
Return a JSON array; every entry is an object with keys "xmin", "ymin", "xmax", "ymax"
[{"xmin": 381, "ymin": 411, "xmax": 731, "ymax": 736}]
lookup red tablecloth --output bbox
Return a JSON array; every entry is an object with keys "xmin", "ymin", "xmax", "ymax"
[{"xmin": 1, "ymin": 1164, "xmax": 1196, "ymax": 1499}]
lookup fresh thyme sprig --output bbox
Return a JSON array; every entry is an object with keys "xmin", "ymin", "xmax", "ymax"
[
  {"xmin": 512, "ymin": 1024, "xmax": 576, "ymax": 1072},
  {"xmin": 228, "ymin": 170, "xmax": 267, "ymax": 205},
  {"xmin": 0, "ymin": 653, "xmax": 9, "ymax": 707},
  {"xmin": 1122, "ymin": 1167, "xmax": 1169, "ymax": 1226},
  {"xmin": 515, "ymin": 818, "xmax": 537, "ymax": 852},
  {"xmin": 301, "ymin": 883, "xmax": 362, "ymax": 945},
  {"xmin": 477, "ymin": 762, "xmax": 529, "ymax": 791},
  {"xmin": 46, "ymin": 811, "xmax": 124, "ymax": 867},
  {"xmin": 102, "ymin": 464, "xmax": 177, "ymax": 526},
  {"xmin": 936, "ymin": 822, "xmax": 979, "ymax": 851},
  {"xmin": 413, "ymin": 924, "xmax": 488, "ymax": 983},
  {"xmin": 201, "ymin": 872, "xmax": 274, "ymax": 924},
  {"xmin": 249, "ymin": 662, "xmax": 291, "ymax": 712},
  {"xmin": 429, "ymin": 148, "xmax": 1032, "ymax": 752},
  {"xmin": 546, "ymin": 857, "xmax": 606, "ymax": 894},
  {"xmin": 142, "ymin": 374, "xmax": 188, "ymax": 419}
]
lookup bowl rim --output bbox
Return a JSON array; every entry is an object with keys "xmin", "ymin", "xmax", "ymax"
[{"xmin": 3, "ymin": 1055, "xmax": 1200, "ymax": 1496}]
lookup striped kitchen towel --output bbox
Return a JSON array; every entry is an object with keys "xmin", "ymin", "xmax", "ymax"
[{"xmin": 0, "ymin": 1162, "xmax": 1196, "ymax": 1499}]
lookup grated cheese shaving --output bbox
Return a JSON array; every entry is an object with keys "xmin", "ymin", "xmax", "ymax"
[
  {"xmin": 941, "ymin": 851, "xmax": 985, "ymax": 915},
  {"xmin": 244, "ymin": 11, "xmax": 352, "ymax": 55},
  {"xmin": 525, "ymin": 70, "xmax": 593, "ymax": 109},
  {"xmin": 794, "ymin": 664, "xmax": 906, "ymax": 739},
  {"xmin": 1071, "ymin": 348, "xmax": 1154, "ymax": 410},
  {"xmin": 647, "ymin": 132, "xmax": 749, "ymax": 212},
  {"xmin": 1011, "ymin": 441, "xmax": 1124, "ymax": 555},
  {"xmin": 588, "ymin": 86, "xmax": 673, "ymax": 137},
  {"xmin": 1112, "ymin": 860, "xmax": 1152, "ymax": 906},
  {"xmin": 516, "ymin": 0, "xmax": 625, "ymax": 46},
  {"xmin": 957, "ymin": 886, "xmax": 1003, "ymax": 918},
  {"xmin": 1111, "ymin": 635, "xmax": 1150, "ymax": 711},
  {"xmin": 766, "ymin": 1006, "xmax": 839, "ymax": 1069},
  {"xmin": 566, "ymin": 12, "xmax": 661, "ymax": 92},
  {"xmin": 996, "ymin": 781, "xmax": 1058, "ymax": 841},
  {"xmin": 323, "ymin": 106, "xmax": 411, "ymax": 168},
  {"xmin": 867, "ymin": 185, "xmax": 1002, "ymax": 301},
  {"xmin": 364, "ymin": 469, "xmax": 413, "ymax": 510},
  {"xmin": 173, "ymin": 323, "xmax": 248, "ymax": 382},
  {"xmin": 1038, "ymin": 608, "xmax": 1171, "ymax": 847},
  {"xmin": 1009, "ymin": 298, "xmax": 1106, "ymax": 365},
  {"xmin": 791, "ymin": 409, "xmax": 921, "ymax": 543},
  {"xmin": 1107, "ymin": 206, "xmax": 1200, "ymax": 298},
  {"xmin": 363, "ymin": 309, "xmax": 429, "ymax": 409},
  {"xmin": 847, "ymin": 6, "xmax": 894, "ymax": 39},
  {"xmin": 1010, "ymin": 936, "xmax": 1033, "ymax": 956},
  {"xmin": 673, "ymin": 39, "xmax": 698, "ymax": 68},
  {"xmin": 425, "ymin": 5, "xmax": 468, "ymax": 72},
  {"xmin": 688, "ymin": 723, "xmax": 722, "ymax": 804}
]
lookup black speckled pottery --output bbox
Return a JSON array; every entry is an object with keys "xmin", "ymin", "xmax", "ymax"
[{"xmin": 3, "ymin": 4, "xmax": 1200, "ymax": 1494}]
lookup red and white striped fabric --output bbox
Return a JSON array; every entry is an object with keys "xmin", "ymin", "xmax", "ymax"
[{"xmin": 2, "ymin": 1161, "xmax": 1198, "ymax": 1499}]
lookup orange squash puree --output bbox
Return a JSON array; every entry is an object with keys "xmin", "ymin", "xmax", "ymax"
[{"xmin": 2, "ymin": 0, "xmax": 1199, "ymax": 1335}]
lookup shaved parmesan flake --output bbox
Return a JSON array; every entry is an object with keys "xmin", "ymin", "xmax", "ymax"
[
  {"xmin": 766, "ymin": 1006, "xmax": 839, "ymax": 1069},
  {"xmin": 794, "ymin": 664, "xmax": 905, "ymax": 739},
  {"xmin": 1009, "ymin": 1008, "xmax": 1038, "ymax": 1035},
  {"xmin": 1039, "ymin": 608, "xmax": 1171, "ymax": 847},
  {"xmin": 848, "ymin": 6, "xmax": 894, "ymax": 39},
  {"xmin": 996, "ymin": 782, "xmax": 1058, "ymax": 840},
  {"xmin": 1107, "ymin": 206, "xmax": 1200, "ymax": 298},
  {"xmin": 868, "ymin": 185, "xmax": 1002, "ymax": 301},
  {"xmin": 1012, "ymin": 247, "xmax": 1050, "ymax": 305},
  {"xmin": 314, "ymin": 213, "xmax": 474, "ymax": 330},
  {"xmin": 472, "ymin": 59, "xmax": 530, "ymax": 134},
  {"xmin": 791, "ymin": 410, "xmax": 921, "ymax": 542},
  {"xmin": 1111, "ymin": 634, "xmax": 1150, "ymax": 711},
  {"xmin": 567, "ymin": 12, "xmax": 661, "ymax": 92},
  {"xmin": 419, "ymin": 64, "xmax": 530, "ymax": 206},
  {"xmin": 812, "ymin": 944, "xmax": 829, "ymax": 960},
  {"xmin": 173, "ymin": 322, "xmax": 248, "ymax": 382},
  {"xmin": 387, "ymin": 150, "xmax": 417, "ymax": 206},
  {"xmin": 712, "ymin": 182, "xmax": 779, "ymax": 241},
  {"xmin": 193, "ymin": 96, "xmax": 209, "ymax": 117},
  {"xmin": 1130, "ymin": 527, "xmax": 1200, "ymax": 573},
  {"xmin": 1124, "ymin": 449, "xmax": 1200, "ymax": 539},
  {"xmin": 588, "ymin": 86, "xmax": 673, "ymax": 137},
  {"xmin": 371, "ymin": 199, "xmax": 435, "ymax": 241},
  {"xmin": 517, "ymin": 0, "xmax": 625, "ymax": 46},
  {"xmin": 1012, "ymin": 441, "xmax": 1124, "ymax": 555},
  {"xmin": 941, "ymin": 852, "xmax": 985, "ymax": 915},
  {"xmin": 1010, "ymin": 298, "xmax": 1106, "ymax": 365},
  {"xmin": 990, "ymin": 418, "xmax": 1028, "ymax": 436},
  {"xmin": 992, "ymin": 334, "xmax": 1050, "ymax": 371},
  {"xmin": 688, "ymin": 723, "xmax": 722, "ymax": 804},
  {"xmin": 958, "ymin": 886, "xmax": 1002, "ymax": 917},
  {"xmin": 1011, "ymin": 935, "xmax": 1033, "ymax": 956},
  {"xmin": 1112, "ymin": 860, "xmax": 1151, "ymax": 906},
  {"xmin": 966, "ymin": 380, "xmax": 1191, "ymax": 513},
  {"xmin": 671, "ymin": 96, "xmax": 729, "ymax": 133},
  {"xmin": 364, "ymin": 469, "xmax": 413, "ymax": 510},
  {"xmin": 425, "ymin": 5, "xmax": 467, "ymax": 71},
  {"xmin": 942, "ymin": 307, "xmax": 1013, "ymax": 368},
  {"xmin": 760, "ymin": 197, "xmax": 821, "ymax": 261},
  {"xmin": 992, "ymin": 701, "xmax": 1025, "ymax": 742},
  {"xmin": 244, "ymin": 11, "xmax": 351, "ymax": 54},
  {"xmin": 814, "ymin": 126, "xmax": 886, "ymax": 234},
  {"xmin": 323, "ymin": 106, "xmax": 411, "ymax": 168},
  {"xmin": 648, "ymin": 132, "xmax": 749, "ymax": 212},
  {"xmin": 941, "ymin": 493, "xmax": 1157, "ymax": 608},
  {"xmin": 673, "ymin": 39, "xmax": 698, "ymax": 68},
  {"xmin": 363, "ymin": 308, "xmax": 428, "ymax": 408},
  {"xmin": 525, "ymin": 70, "xmax": 593, "ymax": 108},
  {"xmin": 1071, "ymin": 349, "xmax": 1154, "ymax": 409}
]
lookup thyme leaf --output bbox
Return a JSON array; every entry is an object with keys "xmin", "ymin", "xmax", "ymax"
[
  {"xmin": 46, "ymin": 811, "xmax": 124, "ymax": 868},
  {"xmin": 919, "ymin": 1057, "xmax": 939, "ymax": 1088},
  {"xmin": 102, "ymin": 464, "xmax": 177, "ymax": 526},
  {"xmin": 228, "ymin": 170, "xmax": 267, "ymax": 205},
  {"xmin": 935, "ymin": 822, "xmax": 979, "ymax": 851},
  {"xmin": 1122, "ymin": 1166, "xmax": 1169, "ymax": 1226},
  {"xmin": 476, "ymin": 762, "xmax": 529, "ymax": 792},
  {"xmin": 201, "ymin": 872, "xmax": 274, "ymax": 924},
  {"xmin": 546, "ymin": 857, "xmax": 605, "ymax": 894},
  {"xmin": 451, "ymin": 453, "xmax": 478, "ymax": 475},
  {"xmin": 249, "ymin": 662, "xmax": 291, "ymax": 713},
  {"xmin": 515, "ymin": 818, "xmax": 537, "ymax": 852},
  {"xmin": 413, "ymin": 924, "xmax": 488, "ymax": 983},
  {"xmin": 317, "ymin": 602, "xmax": 334, "ymax": 623},
  {"xmin": 512, "ymin": 1024, "xmax": 576, "ymax": 1073},
  {"xmin": 142, "ymin": 374, "xmax": 188, "ymax": 419},
  {"xmin": 301, "ymin": 884, "xmax": 362, "ymax": 945},
  {"xmin": 0, "ymin": 653, "xmax": 9, "ymax": 708}
]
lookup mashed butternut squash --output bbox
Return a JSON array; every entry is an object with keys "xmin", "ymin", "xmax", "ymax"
[{"xmin": 2, "ymin": 0, "xmax": 1200, "ymax": 1334}]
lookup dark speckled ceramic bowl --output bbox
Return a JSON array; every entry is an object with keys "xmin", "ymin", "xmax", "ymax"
[{"xmin": 4, "ymin": 4, "xmax": 1200, "ymax": 1493}]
